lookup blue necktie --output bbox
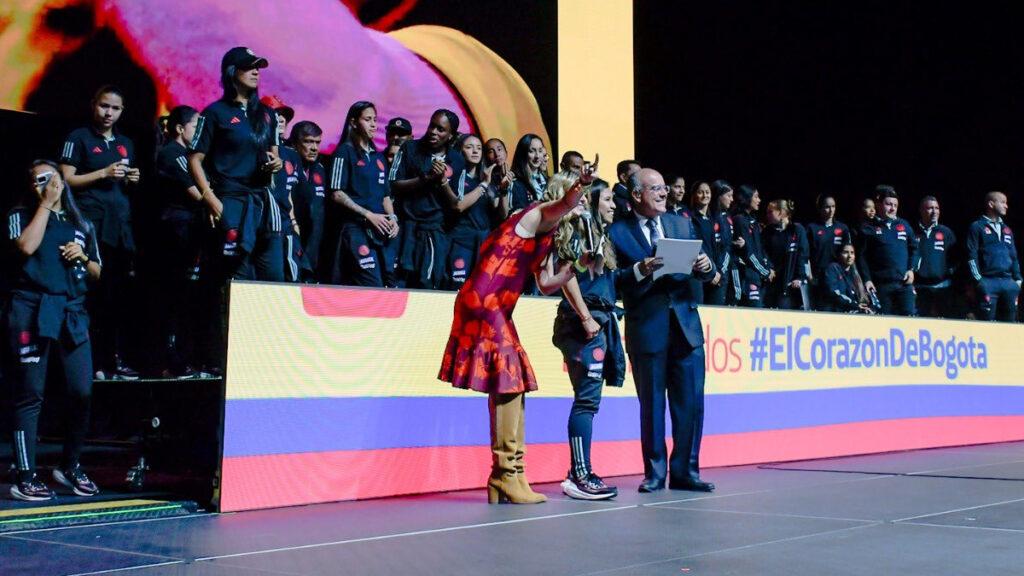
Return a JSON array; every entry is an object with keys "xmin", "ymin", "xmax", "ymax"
[{"xmin": 646, "ymin": 218, "xmax": 661, "ymax": 246}]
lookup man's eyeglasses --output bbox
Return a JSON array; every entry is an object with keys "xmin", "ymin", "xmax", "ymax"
[{"xmin": 645, "ymin": 185, "xmax": 669, "ymax": 193}]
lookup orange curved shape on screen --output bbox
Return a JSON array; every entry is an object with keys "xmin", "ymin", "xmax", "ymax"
[{"xmin": 390, "ymin": 25, "xmax": 552, "ymax": 150}]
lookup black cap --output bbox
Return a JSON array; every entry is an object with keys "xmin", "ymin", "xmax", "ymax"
[
  {"xmin": 385, "ymin": 117, "xmax": 412, "ymax": 135},
  {"xmin": 221, "ymin": 46, "xmax": 268, "ymax": 72}
]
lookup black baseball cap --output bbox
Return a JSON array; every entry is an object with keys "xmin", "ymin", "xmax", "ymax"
[
  {"xmin": 386, "ymin": 117, "xmax": 412, "ymax": 135},
  {"xmin": 222, "ymin": 46, "xmax": 268, "ymax": 72}
]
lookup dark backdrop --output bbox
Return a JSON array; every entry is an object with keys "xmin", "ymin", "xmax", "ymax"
[
  {"xmin": 634, "ymin": 1, "xmax": 1024, "ymax": 235},
  {"xmin": 3, "ymin": 1, "xmax": 1023, "ymax": 239}
]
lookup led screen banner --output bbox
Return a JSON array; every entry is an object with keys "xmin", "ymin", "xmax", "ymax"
[{"xmin": 221, "ymin": 282, "xmax": 1024, "ymax": 512}]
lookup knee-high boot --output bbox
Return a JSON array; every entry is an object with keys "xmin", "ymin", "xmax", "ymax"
[
  {"xmin": 487, "ymin": 392, "xmax": 545, "ymax": 504},
  {"xmin": 514, "ymin": 394, "xmax": 545, "ymax": 500}
]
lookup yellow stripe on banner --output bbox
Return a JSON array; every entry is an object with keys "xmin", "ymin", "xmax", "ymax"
[
  {"xmin": 0, "ymin": 499, "xmax": 166, "ymax": 518},
  {"xmin": 557, "ymin": 0, "xmax": 634, "ymax": 168}
]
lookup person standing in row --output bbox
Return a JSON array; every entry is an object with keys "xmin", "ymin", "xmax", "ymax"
[
  {"xmin": 762, "ymin": 199, "xmax": 809, "ymax": 310},
  {"xmin": 857, "ymin": 186, "xmax": 918, "ymax": 316},
  {"xmin": 730, "ymin": 185, "xmax": 772, "ymax": 308},
  {"xmin": 152, "ymin": 106, "xmax": 205, "ymax": 377},
  {"xmin": 551, "ymin": 177, "xmax": 624, "ymax": 500},
  {"xmin": 688, "ymin": 180, "xmax": 729, "ymax": 306},
  {"xmin": 611, "ymin": 160, "xmax": 641, "ymax": 222},
  {"xmin": 441, "ymin": 134, "xmax": 500, "ymax": 289},
  {"xmin": 707, "ymin": 180, "xmax": 735, "ymax": 306},
  {"xmin": 807, "ymin": 194, "xmax": 851, "ymax": 310},
  {"xmin": 59, "ymin": 85, "xmax": 140, "ymax": 380},
  {"xmin": 188, "ymin": 46, "xmax": 282, "ymax": 283},
  {"xmin": 389, "ymin": 109, "xmax": 464, "ymax": 289},
  {"xmin": 510, "ymin": 134, "xmax": 548, "ymax": 213},
  {"xmin": 330, "ymin": 101, "xmax": 398, "ymax": 287},
  {"xmin": 966, "ymin": 192, "xmax": 1021, "ymax": 322},
  {"xmin": 7, "ymin": 162, "xmax": 102, "ymax": 501},
  {"xmin": 287, "ymin": 121, "xmax": 326, "ymax": 282},
  {"xmin": 608, "ymin": 168, "xmax": 716, "ymax": 493},
  {"xmin": 439, "ymin": 159, "xmax": 599, "ymax": 504},
  {"xmin": 914, "ymin": 196, "xmax": 956, "ymax": 318}
]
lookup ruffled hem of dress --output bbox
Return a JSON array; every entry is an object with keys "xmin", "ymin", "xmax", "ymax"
[{"xmin": 437, "ymin": 336, "xmax": 538, "ymax": 394}]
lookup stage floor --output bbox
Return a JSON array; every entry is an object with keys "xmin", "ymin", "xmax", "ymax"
[{"xmin": 3, "ymin": 441, "xmax": 1024, "ymax": 576}]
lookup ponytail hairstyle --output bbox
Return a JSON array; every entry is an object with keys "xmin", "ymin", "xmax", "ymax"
[
  {"xmin": 220, "ymin": 65, "xmax": 273, "ymax": 152},
  {"xmin": 710, "ymin": 179, "xmax": 734, "ymax": 215},
  {"xmin": 156, "ymin": 105, "xmax": 199, "ymax": 152},
  {"xmin": 587, "ymin": 178, "xmax": 617, "ymax": 270},
  {"xmin": 732, "ymin": 184, "xmax": 759, "ymax": 216},
  {"xmin": 22, "ymin": 159, "xmax": 90, "ymax": 234},
  {"xmin": 338, "ymin": 100, "xmax": 376, "ymax": 150},
  {"xmin": 768, "ymin": 198, "xmax": 795, "ymax": 223}
]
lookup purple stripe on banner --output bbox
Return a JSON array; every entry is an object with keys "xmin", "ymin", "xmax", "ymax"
[{"xmin": 222, "ymin": 385, "xmax": 1024, "ymax": 458}]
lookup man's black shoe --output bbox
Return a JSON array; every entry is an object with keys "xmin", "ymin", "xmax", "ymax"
[
  {"xmin": 669, "ymin": 479, "xmax": 715, "ymax": 492},
  {"xmin": 637, "ymin": 478, "xmax": 665, "ymax": 493}
]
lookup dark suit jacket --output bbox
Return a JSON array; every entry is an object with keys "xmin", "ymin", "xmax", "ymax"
[{"xmin": 608, "ymin": 212, "xmax": 713, "ymax": 355}]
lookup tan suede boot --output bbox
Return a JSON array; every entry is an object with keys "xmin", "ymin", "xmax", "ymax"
[
  {"xmin": 487, "ymin": 393, "xmax": 544, "ymax": 504},
  {"xmin": 513, "ymin": 394, "xmax": 546, "ymax": 502}
]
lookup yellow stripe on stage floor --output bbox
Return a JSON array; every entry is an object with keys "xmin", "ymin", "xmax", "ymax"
[{"xmin": 0, "ymin": 499, "xmax": 167, "ymax": 519}]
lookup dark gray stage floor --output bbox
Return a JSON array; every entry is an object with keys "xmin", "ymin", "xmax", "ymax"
[{"xmin": 3, "ymin": 441, "xmax": 1024, "ymax": 576}]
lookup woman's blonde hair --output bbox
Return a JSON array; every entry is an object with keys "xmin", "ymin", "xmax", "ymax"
[{"xmin": 543, "ymin": 171, "xmax": 616, "ymax": 270}]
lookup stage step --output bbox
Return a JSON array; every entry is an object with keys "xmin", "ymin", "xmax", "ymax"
[{"xmin": 0, "ymin": 498, "xmax": 198, "ymax": 533}]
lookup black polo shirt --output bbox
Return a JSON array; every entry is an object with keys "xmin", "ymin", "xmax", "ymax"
[
  {"xmin": 272, "ymin": 145, "xmax": 305, "ymax": 214},
  {"xmin": 7, "ymin": 207, "xmax": 100, "ymax": 297},
  {"xmin": 808, "ymin": 220, "xmax": 852, "ymax": 277},
  {"xmin": 449, "ymin": 173, "xmax": 493, "ymax": 234},
  {"xmin": 155, "ymin": 141, "xmax": 199, "ymax": 216},
  {"xmin": 331, "ymin": 141, "xmax": 391, "ymax": 222},
  {"xmin": 189, "ymin": 99, "xmax": 278, "ymax": 196},
  {"xmin": 389, "ymin": 139, "xmax": 465, "ymax": 225},
  {"xmin": 59, "ymin": 126, "xmax": 134, "ymax": 249}
]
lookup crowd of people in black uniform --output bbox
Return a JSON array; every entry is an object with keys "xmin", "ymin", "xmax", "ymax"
[{"xmin": 4, "ymin": 46, "xmax": 1021, "ymax": 501}]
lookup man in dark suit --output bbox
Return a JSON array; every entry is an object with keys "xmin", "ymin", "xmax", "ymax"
[{"xmin": 607, "ymin": 168, "xmax": 716, "ymax": 493}]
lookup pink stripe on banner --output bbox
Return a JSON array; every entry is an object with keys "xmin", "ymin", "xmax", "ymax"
[
  {"xmin": 300, "ymin": 286, "xmax": 409, "ymax": 318},
  {"xmin": 220, "ymin": 415, "xmax": 1024, "ymax": 511}
]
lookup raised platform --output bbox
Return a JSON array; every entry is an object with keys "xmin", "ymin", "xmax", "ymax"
[{"xmin": 3, "ymin": 441, "xmax": 1024, "ymax": 575}]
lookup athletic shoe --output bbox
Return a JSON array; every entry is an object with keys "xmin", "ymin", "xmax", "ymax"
[
  {"xmin": 53, "ymin": 466, "xmax": 100, "ymax": 497},
  {"xmin": 113, "ymin": 357, "xmax": 140, "ymax": 381},
  {"xmin": 10, "ymin": 475, "xmax": 56, "ymax": 501},
  {"xmin": 561, "ymin": 472, "xmax": 618, "ymax": 500}
]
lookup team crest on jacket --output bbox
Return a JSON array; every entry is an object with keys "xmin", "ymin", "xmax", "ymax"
[
  {"xmin": 285, "ymin": 161, "xmax": 294, "ymax": 175},
  {"xmin": 834, "ymin": 228, "xmax": 843, "ymax": 236},
  {"xmin": 358, "ymin": 244, "xmax": 370, "ymax": 256},
  {"xmin": 313, "ymin": 172, "xmax": 323, "ymax": 185},
  {"xmin": 592, "ymin": 348, "xmax": 605, "ymax": 361},
  {"xmin": 376, "ymin": 159, "xmax": 386, "ymax": 171},
  {"xmin": 444, "ymin": 165, "xmax": 454, "ymax": 179},
  {"xmin": 935, "ymin": 232, "xmax": 944, "ymax": 240},
  {"xmin": 454, "ymin": 258, "xmax": 466, "ymax": 269},
  {"xmin": 117, "ymin": 145, "xmax": 128, "ymax": 158}
]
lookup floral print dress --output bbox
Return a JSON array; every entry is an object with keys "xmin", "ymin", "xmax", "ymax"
[{"xmin": 438, "ymin": 206, "xmax": 554, "ymax": 394}]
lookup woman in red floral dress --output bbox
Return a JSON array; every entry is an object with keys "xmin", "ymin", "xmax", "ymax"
[{"xmin": 439, "ymin": 157, "xmax": 598, "ymax": 504}]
